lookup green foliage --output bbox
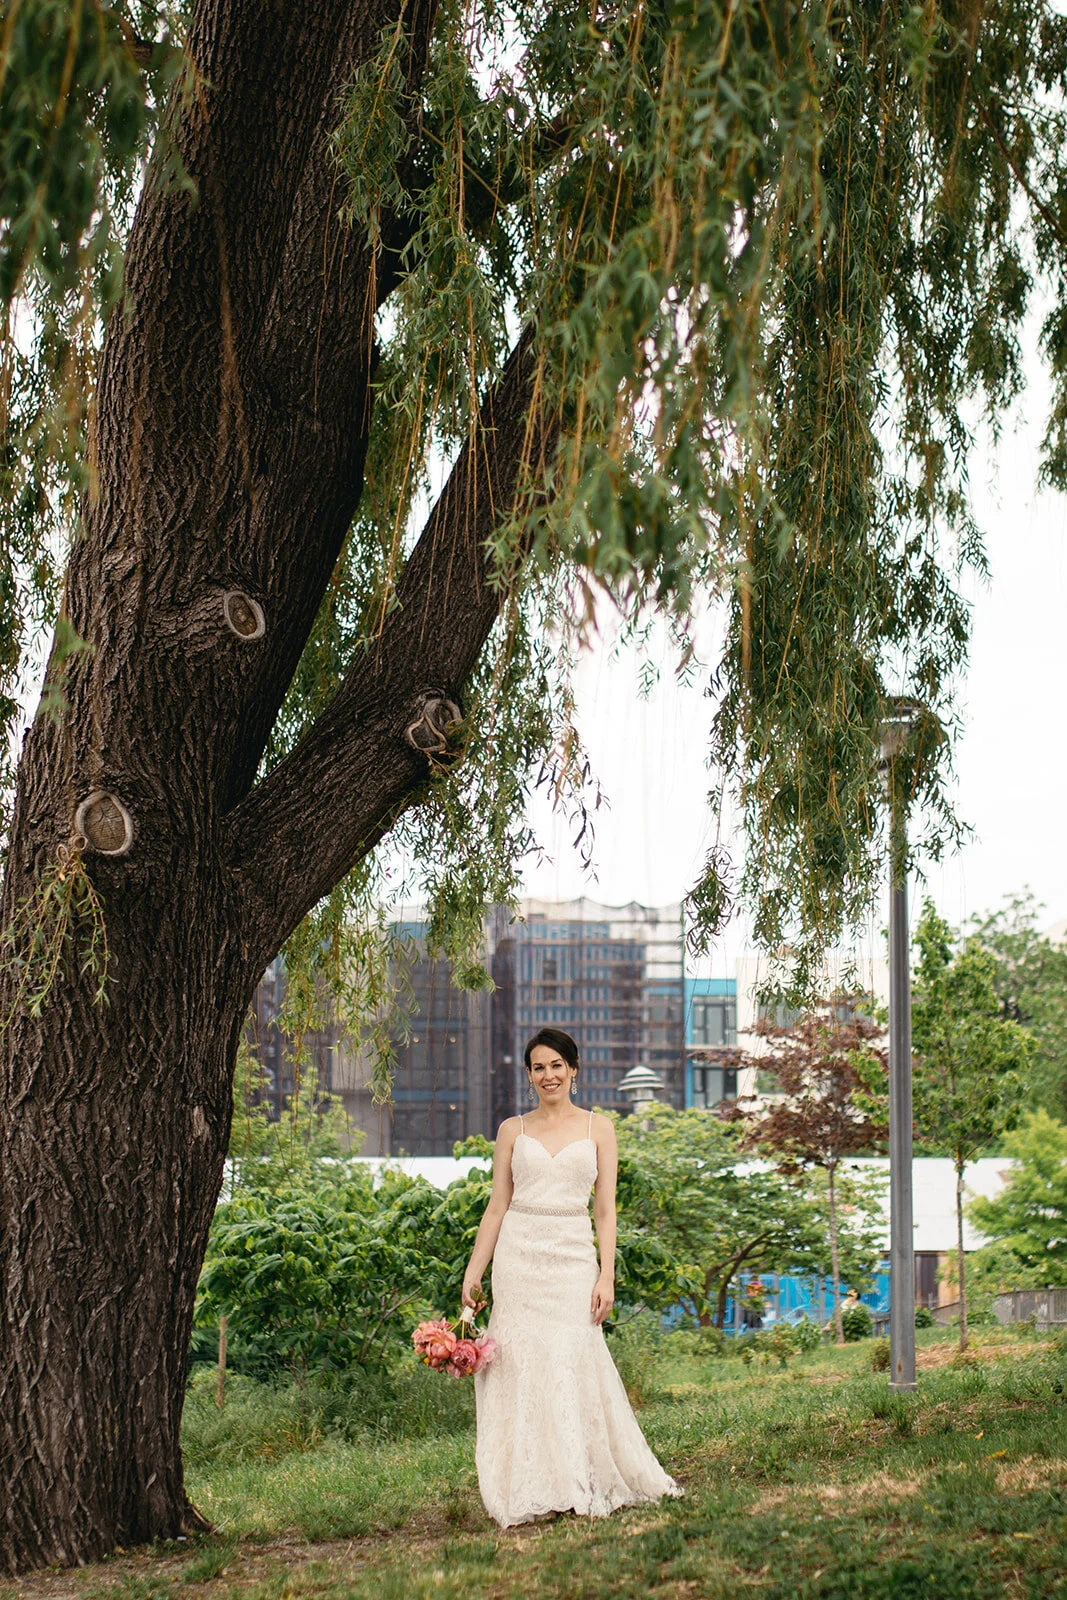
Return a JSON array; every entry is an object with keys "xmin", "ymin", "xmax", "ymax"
[
  {"xmin": 611, "ymin": 1102, "xmax": 878, "ymax": 1325},
  {"xmin": 911, "ymin": 903, "xmax": 1034, "ymax": 1168},
  {"xmin": 792, "ymin": 1316, "xmax": 823, "ymax": 1354},
  {"xmin": 841, "ymin": 1302, "xmax": 874, "ymax": 1342},
  {"xmin": 0, "ymin": 833, "xmax": 108, "ymax": 1034},
  {"xmin": 870, "ymin": 1336, "xmax": 891, "ymax": 1371},
  {"xmin": 603, "ymin": 1314, "xmax": 665, "ymax": 1407},
  {"xmin": 0, "ymin": 1, "xmax": 175, "ymax": 309},
  {"xmin": 968, "ymin": 892, "xmax": 1067, "ymax": 1121},
  {"xmin": 12, "ymin": 2, "xmax": 1067, "ymax": 1036},
  {"xmin": 226, "ymin": 1040, "xmax": 359, "ymax": 1199},
  {"xmin": 181, "ymin": 1362, "xmax": 476, "ymax": 1467},
  {"xmin": 198, "ymin": 1113, "xmax": 495, "ymax": 1374},
  {"xmin": 196, "ymin": 1178, "xmax": 424, "ymax": 1375},
  {"xmin": 969, "ymin": 1109, "xmax": 1067, "ymax": 1285},
  {"xmin": 915, "ymin": 1306, "xmax": 935, "ymax": 1329}
]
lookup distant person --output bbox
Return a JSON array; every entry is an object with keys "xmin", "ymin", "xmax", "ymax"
[
  {"xmin": 461, "ymin": 1027, "xmax": 682, "ymax": 1526},
  {"xmin": 824, "ymin": 1286, "xmax": 862, "ymax": 1333}
]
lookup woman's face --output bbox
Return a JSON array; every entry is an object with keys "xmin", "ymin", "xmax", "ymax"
[{"xmin": 527, "ymin": 1043, "xmax": 577, "ymax": 1105}]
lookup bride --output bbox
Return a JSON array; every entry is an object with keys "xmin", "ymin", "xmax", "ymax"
[{"xmin": 461, "ymin": 1026, "xmax": 682, "ymax": 1527}]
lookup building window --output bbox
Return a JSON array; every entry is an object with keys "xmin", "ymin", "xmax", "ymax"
[
  {"xmin": 692, "ymin": 1066, "xmax": 738, "ymax": 1108},
  {"xmin": 691, "ymin": 997, "xmax": 737, "ymax": 1046}
]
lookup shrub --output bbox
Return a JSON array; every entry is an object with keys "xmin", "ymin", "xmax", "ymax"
[
  {"xmin": 841, "ymin": 1302, "xmax": 874, "ymax": 1341},
  {"xmin": 792, "ymin": 1317, "xmax": 823, "ymax": 1352},
  {"xmin": 181, "ymin": 1360, "xmax": 477, "ymax": 1465},
  {"xmin": 607, "ymin": 1314, "xmax": 664, "ymax": 1406},
  {"xmin": 915, "ymin": 1305, "xmax": 935, "ymax": 1328},
  {"xmin": 664, "ymin": 1325, "xmax": 725, "ymax": 1359},
  {"xmin": 181, "ymin": 1370, "xmax": 322, "ymax": 1466},
  {"xmin": 870, "ymin": 1337, "xmax": 890, "ymax": 1371},
  {"xmin": 762, "ymin": 1324, "xmax": 798, "ymax": 1367}
]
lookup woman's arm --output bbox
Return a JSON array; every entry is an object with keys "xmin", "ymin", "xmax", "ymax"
[
  {"xmin": 591, "ymin": 1115, "xmax": 618, "ymax": 1326},
  {"xmin": 461, "ymin": 1118, "xmax": 519, "ymax": 1307}
]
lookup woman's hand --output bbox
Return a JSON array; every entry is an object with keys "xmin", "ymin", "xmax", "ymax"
[
  {"xmin": 591, "ymin": 1275, "xmax": 614, "ymax": 1326},
  {"xmin": 461, "ymin": 1270, "xmax": 486, "ymax": 1311}
]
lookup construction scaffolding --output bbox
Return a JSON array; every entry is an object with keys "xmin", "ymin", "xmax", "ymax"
[{"xmin": 489, "ymin": 898, "xmax": 686, "ymax": 1120}]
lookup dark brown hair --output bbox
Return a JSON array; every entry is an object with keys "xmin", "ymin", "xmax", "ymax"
[{"xmin": 523, "ymin": 1027, "xmax": 580, "ymax": 1078}]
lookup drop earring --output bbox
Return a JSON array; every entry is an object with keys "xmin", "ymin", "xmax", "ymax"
[
  {"xmin": 528, "ymin": 1081, "xmax": 537, "ymax": 1103},
  {"xmin": 570, "ymin": 1077, "xmax": 577, "ymax": 1098}
]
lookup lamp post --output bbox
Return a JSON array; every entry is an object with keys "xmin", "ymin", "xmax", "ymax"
[{"xmin": 878, "ymin": 698, "xmax": 923, "ymax": 1392}]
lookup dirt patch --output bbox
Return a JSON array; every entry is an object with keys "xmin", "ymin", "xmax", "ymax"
[
  {"xmin": 751, "ymin": 1473, "xmax": 921, "ymax": 1514},
  {"xmin": 995, "ymin": 1456, "xmax": 1067, "ymax": 1494},
  {"xmin": 915, "ymin": 1340, "xmax": 1054, "ymax": 1372},
  {"xmin": 5, "ymin": 1534, "xmax": 437, "ymax": 1600}
]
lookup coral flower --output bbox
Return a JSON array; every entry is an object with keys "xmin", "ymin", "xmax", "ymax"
[
  {"xmin": 473, "ymin": 1335, "xmax": 497, "ymax": 1372},
  {"xmin": 446, "ymin": 1338, "xmax": 480, "ymax": 1377},
  {"xmin": 412, "ymin": 1318, "xmax": 457, "ymax": 1368}
]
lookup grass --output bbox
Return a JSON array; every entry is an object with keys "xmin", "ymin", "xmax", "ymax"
[{"xmin": 8, "ymin": 1326, "xmax": 1067, "ymax": 1599}]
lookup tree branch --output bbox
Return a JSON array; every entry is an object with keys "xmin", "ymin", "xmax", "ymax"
[{"xmin": 226, "ymin": 328, "xmax": 554, "ymax": 967}]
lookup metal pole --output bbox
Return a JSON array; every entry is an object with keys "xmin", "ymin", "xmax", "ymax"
[{"xmin": 888, "ymin": 800, "xmax": 917, "ymax": 1391}]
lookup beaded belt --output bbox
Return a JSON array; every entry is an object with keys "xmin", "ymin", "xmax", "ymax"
[{"xmin": 509, "ymin": 1201, "xmax": 590, "ymax": 1217}]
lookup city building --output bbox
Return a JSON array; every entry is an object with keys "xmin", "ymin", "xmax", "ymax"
[
  {"xmin": 683, "ymin": 977, "xmax": 740, "ymax": 1108},
  {"xmin": 249, "ymin": 956, "xmax": 337, "ymax": 1119},
  {"xmin": 331, "ymin": 926, "xmax": 493, "ymax": 1157},
  {"xmin": 489, "ymin": 898, "xmax": 686, "ymax": 1120}
]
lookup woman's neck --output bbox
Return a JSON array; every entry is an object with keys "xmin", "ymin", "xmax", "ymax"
[{"xmin": 530, "ymin": 1101, "xmax": 583, "ymax": 1124}]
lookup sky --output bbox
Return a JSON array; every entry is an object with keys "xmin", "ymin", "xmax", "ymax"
[{"xmin": 520, "ymin": 319, "xmax": 1067, "ymax": 972}]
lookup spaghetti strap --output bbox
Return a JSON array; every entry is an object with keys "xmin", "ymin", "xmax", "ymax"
[
  {"xmin": 519, "ymin": 1113, "xmax": 525, "ymax": 1133},
  {"xmin": 587, "ymin": 1107, "xmax": 593, "ymax": 1139}
]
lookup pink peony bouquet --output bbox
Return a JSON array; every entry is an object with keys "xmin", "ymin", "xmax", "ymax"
[{"xmin": 412, "ymin": 1306, "xmax": 497, "ymax": 1379}]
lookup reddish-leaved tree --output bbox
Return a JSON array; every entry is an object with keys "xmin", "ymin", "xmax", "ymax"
[{"xmin": 730, "ymin": 1007, "xmax": 888, "ymax": 1344}]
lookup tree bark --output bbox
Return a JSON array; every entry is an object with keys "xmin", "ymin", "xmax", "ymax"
[
  {"xmin": 0, "ymin": 0, "xmax": 554, "ymax": 1572},
  {"xmin": 828, "ymin": 1163, "xmax": 844, "ymax": 1346},
  {"xmin": 956, "ymin": 1156, "xmax": 969, "ymax": 1353}
]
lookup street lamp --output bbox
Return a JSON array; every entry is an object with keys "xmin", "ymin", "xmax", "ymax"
[{"xmin": 878, "ymin": 697, "xmax": 925, "ymax": 1393}]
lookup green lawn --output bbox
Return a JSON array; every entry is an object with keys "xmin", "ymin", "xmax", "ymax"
[{"xmin": 8, "ymin": 1327, "xmax": 1067, "ymax": 1600}]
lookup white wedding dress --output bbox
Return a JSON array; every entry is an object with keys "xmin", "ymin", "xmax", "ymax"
[{"xmin": 474, "ymin": 1109, "xmax": 682, "ymax": 1526}]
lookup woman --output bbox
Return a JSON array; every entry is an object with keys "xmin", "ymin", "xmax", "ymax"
[{"xmin": 462, "ymin": 1026, "xmax": 682, "ymax": 1527}]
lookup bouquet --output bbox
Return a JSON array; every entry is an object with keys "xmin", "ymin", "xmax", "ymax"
[{"xmin": 412, "ymin": 1304, "xmax": 497, "ymax": 1379}]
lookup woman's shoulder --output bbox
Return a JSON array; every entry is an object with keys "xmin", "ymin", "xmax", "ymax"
[
  {"xmin": 588, "ymin": 1110, "xmax": 616, "ymax": 1143},
  {"xmin": 495, "ymin": 1115, "xmax": 523, "ymax": 1145}
]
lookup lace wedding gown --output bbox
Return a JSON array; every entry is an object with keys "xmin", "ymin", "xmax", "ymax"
[{"xmin": 474, "ymin": 1109, "xmax": 682, "ymax": 1526}]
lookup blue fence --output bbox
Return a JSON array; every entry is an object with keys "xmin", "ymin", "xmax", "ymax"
[{"xmin": 719, "ymin": 1264, "xmax": 891, "ymax": 1333}]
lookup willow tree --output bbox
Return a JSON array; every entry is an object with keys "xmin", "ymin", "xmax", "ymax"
[{"xmin": 3, "ymin": 0, "xmax": 1067, "ymax": 1572}]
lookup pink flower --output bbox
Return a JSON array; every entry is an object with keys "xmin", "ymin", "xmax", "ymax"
[
  {"xmin": 412, "ymin": 1318, "xmax": 457, "ymax": 1368},
  {"xmin": 446, "ymin": 1338, "xmax": 480, "ymax": 1378},
  {"xmin": 473, "ymin": 1335, "xmax": 497, "ymax": 1372}
]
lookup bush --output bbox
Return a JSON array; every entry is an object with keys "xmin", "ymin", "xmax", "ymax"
[
  {"xmin": 608, "ymin": 1314, "xmax": 665, "ymax": 1406},
  {"xmin": 870, "ymin": 1337, "xmax": 890, "ymax": 1372},
  {"xmin": 792, "ymin": 1317, "xmax": 823, "ymax": 1352},
  {"xmin": 915, "ymin": 1305, "xmax": 935, "ymax": 1328},
  {"xmin": 181, "ymin": 1370, "xmax": 322, "ymax": 1466},
  {"xmin": 181, "ymin": 1360, "xmax": 477, "ymax": 1465},
  {"xmin": 761, "ymin": 1324, "xmax": 798, "ymax": 1368},
  {"xmin": 841, "ymin": 1302, "xmax": 874, "ymax": 1341},
  {"xmin": 664, "ymin": 1325, "xmax": 726, "ymax": 1360}
]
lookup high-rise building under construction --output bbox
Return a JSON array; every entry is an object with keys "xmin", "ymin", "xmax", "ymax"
[{"xmin": 488, "ymin": 898, "xmax": 686, "ymax": 1125}]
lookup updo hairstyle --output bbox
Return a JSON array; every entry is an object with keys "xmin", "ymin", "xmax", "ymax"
[{"xmin": 523, "ymin": 1027, "xmax": 581, "ymax": 1082}]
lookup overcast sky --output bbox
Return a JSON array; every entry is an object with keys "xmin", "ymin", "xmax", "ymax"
[{"xmin": 521, "ymin": 317, "xmax": 1067, "ymax": 971}]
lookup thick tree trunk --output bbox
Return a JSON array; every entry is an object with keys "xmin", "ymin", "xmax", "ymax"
[
  {"xmin": 956, "ymin": 1157, "xmax": 969, "ymax": 1353},
  {"xmin": 828, "ymin": 1164, "xmax": 844, "ymax": 1346},
  {"xmin": 0, "ymin": 0, "xmax": 555, "ymax": 1572}
]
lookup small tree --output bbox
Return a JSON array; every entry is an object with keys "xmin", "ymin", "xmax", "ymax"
[
  {"xmin": 969, "ymin": 1109, "xmax": 1067, "ymax": 1286},
  {"xmin": 968, "ymin": 893, "xmax": 1067, "ymax": 1122},
  {"xmin": 731, "ymin": 1006, "xmax": 888, "ymax": 1343},
  {"xmin": 911, "ymin": 904, "xmax": 1033, "ymax": 1352},
  {"xmin": 612, "ymin": 1103, "xmax": 833, "ymax": 1329}
]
